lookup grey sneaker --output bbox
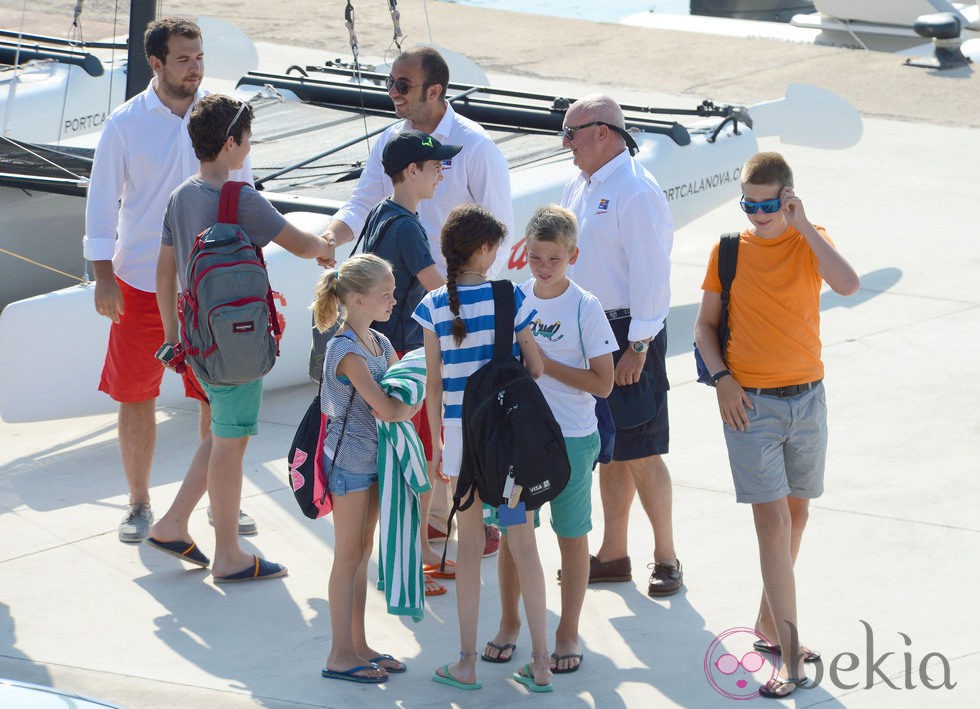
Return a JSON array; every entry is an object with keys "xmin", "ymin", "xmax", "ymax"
[
  {"xmin": 207, "ymin": 506, "xmax": 258, "ymax": 536},
  {"xmin": 118, "ymin": 504, "xmax": 153, "ymax": 543}
]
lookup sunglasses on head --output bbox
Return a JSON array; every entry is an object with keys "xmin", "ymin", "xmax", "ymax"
[
  {"xmin": 385, "ymin": 75, "xmax": 420, "ymax": 95},
  {"xmin": 224, "ymin": 84, "xmax": 284, "ymax": 140},
  {"xmin": 739, "ymin": 197, "xmax": 781, "ymax": 214}
]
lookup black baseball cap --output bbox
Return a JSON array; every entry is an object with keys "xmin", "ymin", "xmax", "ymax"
[{"xmin": 382, "ymin": 130, "xmax": 462, "ymax": 177}]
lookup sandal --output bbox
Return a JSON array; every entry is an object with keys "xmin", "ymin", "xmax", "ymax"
[
  {"xmin": 480, "ymin": 641, "xmax": 516, "ymax": 663},
  {"xmin": 759, "ymin": 676, "xmax": 811, "ymax": 698},
  {"xmin": 753, "ymin": 640, "xmax": 821, "ymax": 663}
]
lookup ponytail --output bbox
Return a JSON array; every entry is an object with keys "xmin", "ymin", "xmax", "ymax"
[{"xmin": 311, "ymin": 269, "xmax": 342, "ymax": 332}]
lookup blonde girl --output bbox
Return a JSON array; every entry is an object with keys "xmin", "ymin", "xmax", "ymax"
[
  {"xmin": 312, "ymin": 253, "xmax": 421, "ymax": 684},
  {"xmin": 411, "ymin": 204, "xmax": 551, "ymax": 691}
]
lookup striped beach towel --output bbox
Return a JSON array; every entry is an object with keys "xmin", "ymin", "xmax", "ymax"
[{"xmin": 375, "ymin": 347, "xmax": 432, "ymax": 622}]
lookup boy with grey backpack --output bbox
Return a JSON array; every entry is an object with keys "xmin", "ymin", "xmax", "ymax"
[{"xmin": 145, "ymin": 94, "xmax": 334, "ymax": 583}]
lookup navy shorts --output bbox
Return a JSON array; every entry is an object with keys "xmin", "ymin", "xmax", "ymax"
[
  {"xmin": 612, "ymin": 389, "xmax": 669, "ymax": 461},
  {"xmin": 607, "ymin": 318, "xmax": 670, "ymax": 462}
]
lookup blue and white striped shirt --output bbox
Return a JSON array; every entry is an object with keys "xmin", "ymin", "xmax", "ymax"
[{"xmin": 412, "ymin": 281, "xmax": 535, "ymax": 426}]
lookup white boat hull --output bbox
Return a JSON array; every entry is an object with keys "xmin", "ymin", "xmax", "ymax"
[{"xmin": 0, "ymin": 82, "xmax": 862, "ymax": 423}]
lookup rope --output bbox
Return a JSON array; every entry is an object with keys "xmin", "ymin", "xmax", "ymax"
[
  {"xmin": 344, "ymin": 1, "xmax": 372, "ymax": 156},
  {"xmin": 0, "ymin": 247, "xmax": 87, "ymax": 282}
]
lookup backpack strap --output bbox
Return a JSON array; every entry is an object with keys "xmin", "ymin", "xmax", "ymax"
[
  {"xmin": 218, "ymin": 181, "xmax": 248, "ymax": 224},
  {"xmin": 350, "ymin": 211, "xmax": 413, "ymax": 255},
  {"xmin": 716, "ymin": 233, "xmax": 740, "ymax": 358},
  {"xmin": 218, "ymin": 180, "xmax": 282, "ymax": 348},
  {"xmin": 490, "ymin": 280, "xmax": 515, "ymax": 360}
]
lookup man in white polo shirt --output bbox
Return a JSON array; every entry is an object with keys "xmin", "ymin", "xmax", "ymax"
[
  {"xmin": 84, "ymin": 17, "xmax": 262, "ymax": 543},
  {"xmin": 322, "ymin": 46, "xmax": 513, "ymax": 559},
  {"xmin": 560, "ymin": 94, "xmax": 682, "ymax": 597}
]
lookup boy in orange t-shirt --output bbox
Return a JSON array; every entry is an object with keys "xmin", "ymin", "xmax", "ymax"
[{"xmin": 694, "ymin": 152, "xmax": 859, "ymax": 699}]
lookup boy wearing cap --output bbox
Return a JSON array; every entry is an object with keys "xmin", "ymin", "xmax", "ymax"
[{"xmin": 361, "ymin": 130, "xmax": 459, "ymax": 591}]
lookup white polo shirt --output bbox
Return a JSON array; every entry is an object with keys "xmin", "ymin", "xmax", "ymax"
[
  {"xmin": 562, "ymin": 150, "xmax": 673, "ymax": 342},
  {"xmin": 332, "ymin": 101, "xmax": 514, "ymax": 277},
  {"xmin": 83, "ymin": 79, "xmax": 251, "ymax": 292}
]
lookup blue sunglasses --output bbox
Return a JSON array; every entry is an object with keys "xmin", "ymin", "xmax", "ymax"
[{"xmin": 739, "ymin": 197, "xmax": 781, "ymax": 215}]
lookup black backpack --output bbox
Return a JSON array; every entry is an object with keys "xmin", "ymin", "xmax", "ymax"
[
  {"xmin": 694, "ymin": 233, "xmax": 739, "ymax": 385},
  {"xmin": 451, "ymin": 280, "xmax": 571, "ymax": 520}
]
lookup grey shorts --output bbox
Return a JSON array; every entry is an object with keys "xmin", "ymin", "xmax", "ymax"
[{"xmin": 723, "ymin": 382, "xmax": 827, "ymax": 504}]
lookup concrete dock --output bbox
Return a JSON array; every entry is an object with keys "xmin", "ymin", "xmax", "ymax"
[{"xmin": 0, "ymin": 1, "xmax": 977, "ymax": 706}]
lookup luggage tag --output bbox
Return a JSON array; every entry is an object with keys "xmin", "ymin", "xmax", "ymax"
[
  {"xmin": 497, "ymin": 500, "xmax": 527, "ymax": 527},
  {"xmin": 498, "ymin": 471, "xmax": 525, "ymax": 526}
]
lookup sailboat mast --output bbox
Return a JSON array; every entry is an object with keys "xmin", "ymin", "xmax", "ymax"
[{"xmin": 124, "ymin": 0, "xmax": 156, "ymax": 100}]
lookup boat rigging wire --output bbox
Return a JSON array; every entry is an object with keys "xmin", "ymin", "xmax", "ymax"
[
  {"xmin": 388, "ymin": 0, "xmax": 405, "ymax": 52},
  {"xmin": 0, "ymin": 134, "xmax": 90, "ymax": 182},
  {"xmin": 344, "ymin": 1, "xmax": 372, "ymax": 155},
  {"xmin": 422, "ymin": 0, "xmax": 433, "ymax": 45},
  {"xmin": 1, "ymin": 0, "xmax": 29, "ymax": 137},
  {"xmin": 0, "ymin": 247, "xmax": 87, "ymax": 283}
]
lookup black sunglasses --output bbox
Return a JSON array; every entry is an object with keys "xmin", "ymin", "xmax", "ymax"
[
  {"xmin": 561, "ymin": 120, "xmax": 639, "ymax": 156},
  {"xmin": 385, "ymin": 75, "xmax": 420, "ymax": 95}
]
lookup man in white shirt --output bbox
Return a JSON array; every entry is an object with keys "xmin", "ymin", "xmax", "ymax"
[
  {"xmin": 84, "ymin": 17, "xmax": 263, "ymax": 543},
  {"xmin": 560, "ymin": 95, "xmax": 682, "ymax": 597},
  {"xmin": 323, "ymin": 46, "xmax": 513, "ymax": 557}
]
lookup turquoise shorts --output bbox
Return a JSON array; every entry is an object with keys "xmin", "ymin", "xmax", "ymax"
[
  {"xmin": 485, "ymin": 433, "xmax": 599, "ymax": 539},
  {"xmin": 200, "ymin": 378, "xmax": 263, "ymax": 438},
  {"xmin": 549, "ymin": 433, "xmax": 600, "ymax": 538}
]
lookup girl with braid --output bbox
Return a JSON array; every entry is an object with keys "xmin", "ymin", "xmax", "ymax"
[{"xmin": 412, "ymin": 204, "xmax": 551, "ymax": 692}]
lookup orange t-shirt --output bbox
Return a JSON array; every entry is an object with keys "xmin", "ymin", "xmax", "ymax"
[{"xmin": 701, "ymin": 225, "xmax": 832, "ymax": 388}]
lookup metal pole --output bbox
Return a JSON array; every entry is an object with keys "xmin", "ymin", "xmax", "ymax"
[{"xmin": 125, "ymin": 0, "xmax": 155, "ymax": 100}]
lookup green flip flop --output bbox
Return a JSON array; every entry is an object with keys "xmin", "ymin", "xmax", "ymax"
[
  {"xmin": 432, "ymin": 663, "xmax": 482, "ymax": 690},
  {"xmin": 513, "ymin": 663, "xmax": 554, "ymax": 693}
]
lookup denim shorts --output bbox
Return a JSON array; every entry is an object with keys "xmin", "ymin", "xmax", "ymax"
[
  {"xmin": 327, "ymin": 462, "xmax": 378, "ymax": 496},
  {"xmin": 724, "ymin": 382, "xmax": 827, "ymax": 504}
]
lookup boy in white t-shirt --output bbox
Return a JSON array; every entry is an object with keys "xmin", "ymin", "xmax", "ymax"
[{"xmin": 482, "ymin": 205, "xmax": 617, "ymax": 674}]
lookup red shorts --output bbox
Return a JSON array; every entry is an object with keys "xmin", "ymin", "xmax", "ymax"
[
  {"xmin": 98, "ymin": 277, "xmax": 207, "ymax": 404},
  {"xmin": 396, "ymin": 348, "xmax": 436, "ymax": 460}
]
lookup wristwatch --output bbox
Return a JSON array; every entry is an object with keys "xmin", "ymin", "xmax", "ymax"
[
  {"xmin": 710, "ymin": 369, "xmax": 732, "ymax": 385},
  {"xmin": 629, "ymin": 340, "xmax": 649, "ymax": 354}
]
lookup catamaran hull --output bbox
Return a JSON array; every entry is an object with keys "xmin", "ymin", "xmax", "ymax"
[
  {"xmin": 0, "ymin": 187, "xmax": 87, "ymax": 308},
  {"xmin": 0, "ymin": 128, "xmax": 758, "ymax": 423}
]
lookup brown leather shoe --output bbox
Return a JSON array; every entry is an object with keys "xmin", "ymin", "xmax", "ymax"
[
  {"xmin": 587, "ymin": 554, "xmax": 631, "ymax": 583},
  {"xmin": 647, "ymin": 559, "xmax": 683, "ymax": 597}
]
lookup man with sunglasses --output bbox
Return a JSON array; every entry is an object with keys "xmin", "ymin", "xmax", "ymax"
[
  {"xmin": 559, "ymin": 95, "xmax": 682, "ymax": 602},
  {"xmin": 322, "ymin": 46, "xmax": 513, "ymax": 558},
  {"xmin": 694, "ymin": 152, "xmax": 858, "ymax": 698},
  {"xmin": 85, "ymin": 17, "xmax": 256, "ymax": 544}
]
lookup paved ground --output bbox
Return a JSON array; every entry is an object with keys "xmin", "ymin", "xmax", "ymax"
[{"xmin": 1, "ymin": 3, "xmax": 978, "ymax": 707}]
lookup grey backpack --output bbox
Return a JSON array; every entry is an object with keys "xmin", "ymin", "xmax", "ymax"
[{"xmin": 178, "ymin": 181, "xmax": 281, "ymax": 386}]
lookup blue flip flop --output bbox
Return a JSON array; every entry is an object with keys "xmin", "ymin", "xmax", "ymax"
[
  {"xmin": 513, "ymin": 663, "xmax": 554, "ymax": 693},
  {"xmin": 368, "ymin": 654, "xmax": 407, "ymax": 673},
  {"xmin": 213, "ymin": 555, "xmax": 287, "ymax": 584},
  {"xmin": 321, "ymin": 663, "xmax": 387, "ymax": 684},
  {"xmin": 144, "ymin": 537, "xmax": 210, "ymax": 568},
  {"xmin": 432, "ymin": 664, "xmax": 482, "ymax": 690}
]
